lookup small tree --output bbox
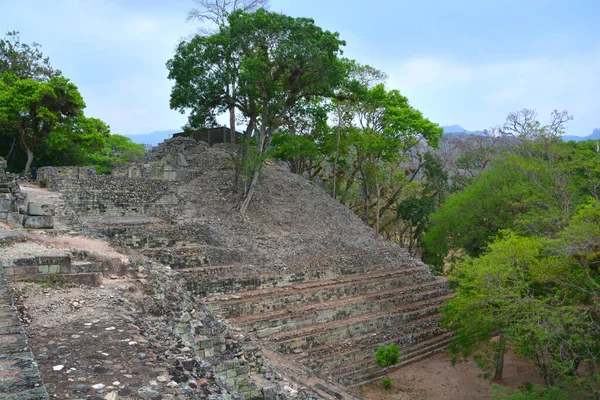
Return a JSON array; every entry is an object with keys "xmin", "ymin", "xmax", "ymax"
[
  {"xmin": 375, "ymin": 344, "xmax": 400, "ymax": 367},
  {"xmin": 381, "ymin": 377, "xmax": 393, "ymax": 389}
]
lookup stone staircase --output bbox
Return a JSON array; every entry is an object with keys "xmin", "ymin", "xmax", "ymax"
[
  {"xmin": 0, "ymin": 251, "xmax": 103, "ymax": 287},
  {"xmin": 177, "ymin": 249, "xmax": 451, "ymax": 388},
  {"xmin": 0, "ymin": 268, "xmax": 48, "ymax": 399}
]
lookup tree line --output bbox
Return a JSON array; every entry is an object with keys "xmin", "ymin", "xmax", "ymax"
[
  {"xmin": 0, "ymin": 31, "xmax": 144, "ymax": 174},
  {"xmin": 427, "ymin": 110, "xmax": 600, "ymax": 399}
]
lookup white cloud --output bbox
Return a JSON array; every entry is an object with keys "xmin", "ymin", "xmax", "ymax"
[
  {"xmin": 383, "ymin": 51, "xmax": 600, "ymax": 135},
  {"xmin": 125, "ymin": 17, "xmax": 161, "ymax": 35}
]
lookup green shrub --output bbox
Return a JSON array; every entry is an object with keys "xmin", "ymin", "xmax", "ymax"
[
  {"xmin": 382, "ymin": 377, "xmax": 393, "ymax": 389},
  {"xmin": 375, "ymin": 344, "xmax": 400, "ymax": 367}
]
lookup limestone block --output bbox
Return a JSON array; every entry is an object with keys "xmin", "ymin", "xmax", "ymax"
[
  {"xmin": 27, "ymin": 202, "xmax": 55, "ymax": 216},
  {"xmin": 0, "ymin": 197, "xmax": 12, "ymax": 212},
  {"xmin": 23, "ymin": 215, "xmax": 54, "ymax": 229},
  {"xmin": 6, "ymin": 212, "xmax": 22, "ymax": 226}
]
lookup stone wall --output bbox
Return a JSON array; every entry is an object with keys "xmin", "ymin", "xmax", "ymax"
[
  {"xmin": 36, "ymin": 166, "xmax": 97, "ymax": 191},
  {"xmin": 59, "ymin": 176, "xmax": 178, "ymax": 220},
  {"xmin": 112, "ymin": 137, "xmax": 209, "ymax": 183}
]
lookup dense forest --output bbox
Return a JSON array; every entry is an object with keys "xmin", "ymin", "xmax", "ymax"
[{"xmin": 2, "ymin": 0, "xmax": 599, "ymax": 397}]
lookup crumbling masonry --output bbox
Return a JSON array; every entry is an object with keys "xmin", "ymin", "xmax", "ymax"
[{"xmin": 30, "ymin": 138, "xmax": 452, "ymax": 397}]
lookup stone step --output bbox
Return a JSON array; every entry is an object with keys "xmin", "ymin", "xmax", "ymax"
[
  {"xmin": 60, "ymin": 272, "xmax": 103, "ymax": 287},
  {"xmin": 331, "ymin": 331, "xmax": 453, "ymax": 382},
  {"xmin": 342, "ymin": 336, "xmax": 452, "ymax": 387},
  {"xmin": 0, "ymin": 255, "xmax": 71, "ymax": 268},
  {"xmin": 3, "ymin": 260, "xmax": 102, "ymax": 278},
  {"xmin": 100, "ymin": 223, "xmax": 217, "ymax": 249},
  {"xmin": 295, "ymin": 301, "xmax": 449, "ymax": 363},
  {"xmin": 210, "ymin": 267, "xmax": 434, "ymax": 318},
  {"xmin": 303, "ymin": 318, "xmax": 444, "ymax": 373},
  {"xmin": 141, "ymin": 245, "xmax": 246, "ymax": 269},
  {"xmin": 183, "ymin": 258, "xmax": 424, "ymax": 297},
  {"xmin": 234, "ymin": 279, "xmax": 449, "ymax": 338},
  {"xmin": 272, "ymin": 301, "xmax": 447, "ymax": 355}
]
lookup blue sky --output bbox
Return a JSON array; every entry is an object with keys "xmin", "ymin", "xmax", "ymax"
[{"xmin": 2, "ymin": 0, "xmax": 598, "ymax": 136}]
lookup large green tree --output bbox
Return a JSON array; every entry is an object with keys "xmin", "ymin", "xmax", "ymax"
[
  {"xmin": 0, "ymin": 32, "xmax": 142, "ymax": 173},
  {"xmin": 0, "ymin": 73, "xmax": 85, "ymax": 172},
  {"xmin": 444, "ymin": 206, "xmax": 600, "ymax": 396},
  {"xmin": 168, "ymin": 9, "xmax": 346, "ymax": 214}
]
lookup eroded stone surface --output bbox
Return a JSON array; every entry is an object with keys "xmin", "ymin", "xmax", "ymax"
[
  {"xmin": 5, "ymin": 136, "xmax": 451, "ymax": 398},
  {"xmin": 0, "ymin": 269, "xmax": 48, "ymax": 399},
  {"xmin": 22, "ymin": 216, "xmax": 54, "ymax": 229}
]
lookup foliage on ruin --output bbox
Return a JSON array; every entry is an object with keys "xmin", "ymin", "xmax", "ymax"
[
  {"xmin": 168, "ymin": 8, "xmax": 347, "ymax": 214},
  {"xmin": 375, "ymin": 344, "xmax": 400, "ymax": 367},
  {"xmin": 381, "ymin": 377, "xmax": 393, "ymax": 389}
]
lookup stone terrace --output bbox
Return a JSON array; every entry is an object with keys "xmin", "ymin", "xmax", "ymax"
[{"xmin": 178, "ymin": 249, "xmax": 451, "ymax": 387}]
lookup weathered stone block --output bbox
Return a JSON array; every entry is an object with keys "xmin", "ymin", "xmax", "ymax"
[
  {"xmin": 173, "ymin": 324, "xmax": 189, "ymax": 335},
  {"xmin": 23, "ymin": 215, "xmax": 54, "ymax": 229},
  {"xmin": 6, "ymin": 212, "xmax": 22, "ymax": 226},
  {"xmin": 36, "ymin": 256, "xmax": 70, "ymax": 266},
  {"xmin": 47, "ymin": 265, "xmax": 60, "ymax": 274},
  {"xmin": 27, "ymin": 202, "xmax": 55, "ymax": 216},
  {"xmin": 0, "ymin": 198, "xmax": 12, "ymax": 212},
  {"xmin": 198, "ymin": 336, "xmax": 213, "ymax": 350}
]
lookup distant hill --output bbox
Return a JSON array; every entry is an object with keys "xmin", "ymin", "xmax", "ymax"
[
  {"xmin": 563, "ymin": 128, "xmax": 600, "ymax": 142},
  {"xmin": 444, "ymin": 125, "xmax": 600, "ymax": 143},
  {"xmin": 442, "ymin": 125, "xmax": 487, "ymax": 136},
  {"xmin": 128, "ymin": 126, "xmax": 599, "ymax": 146},
  {"xmin": 125, "ymin": 129, "xmax": 181, "ymax": 146}
]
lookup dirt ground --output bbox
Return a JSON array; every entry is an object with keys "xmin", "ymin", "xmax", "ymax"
[{"xmin": 355, "ymin": 351, "xmax": 544, "ymax": 400}]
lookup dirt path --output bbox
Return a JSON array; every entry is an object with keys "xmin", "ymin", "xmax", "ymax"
[{"xmin": 355, "ymin": 351, "xmax": 543, "ymax": 399}]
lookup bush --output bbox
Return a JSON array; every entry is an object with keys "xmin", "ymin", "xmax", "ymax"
[
  {"xmin": 375, "ymin": 344, "xmax": 400, "ymax": 367},
  {"xmin": 382, "ymin": 377, "xmax": 393, "ymax": 389}
]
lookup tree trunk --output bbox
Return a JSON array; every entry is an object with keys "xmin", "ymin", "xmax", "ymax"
[
  {"xmin": 239, "ymin": 102, "xmax": 269, "ymax": 216},
  {"xmin": 229, "ymin": 107, "xmax": 236, "ymax": 146},
  {"xmin": 24, "ymin": 146, "xmax": 34, "ymax": 176},
  {"xmin": 374, "ymin": 157, "xmax": 381, "ymax": 239},
  {"xmin": 492, "ymin": 333, "xmax": 506, "ymax": 383},
  {"xmin": 239, "ymin": 166, "xmax": 260, "ymax": 215},
  {"xmin": 229, "ymin": 102, "xmax": 239, "ymax": 193},
  {"xmin": 332, "ymin": 104, "xmax": 342, "ymax": 199}
]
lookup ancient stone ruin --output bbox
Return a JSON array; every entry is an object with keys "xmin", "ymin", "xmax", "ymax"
[
  {"xmin": 0, "ymin": 137, "xmax": 451, "ymax": 399},
  {"xmin": 0, "ymin": 156, "xmax": 25, "ymax": 226}
]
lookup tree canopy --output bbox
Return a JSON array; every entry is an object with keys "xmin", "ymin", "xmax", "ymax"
[
  {"xmin": 0, "ymin": 32, "xmax": 144, "ymax": 174},
  {"xmin": 429, "ymin": 110, "xmax": 600, "ymax": 398}
]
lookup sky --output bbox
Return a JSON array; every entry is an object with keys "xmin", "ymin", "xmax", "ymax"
[{"xmin": 1, "ymin": 0, "xmax": 599, "ymax": 136}]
